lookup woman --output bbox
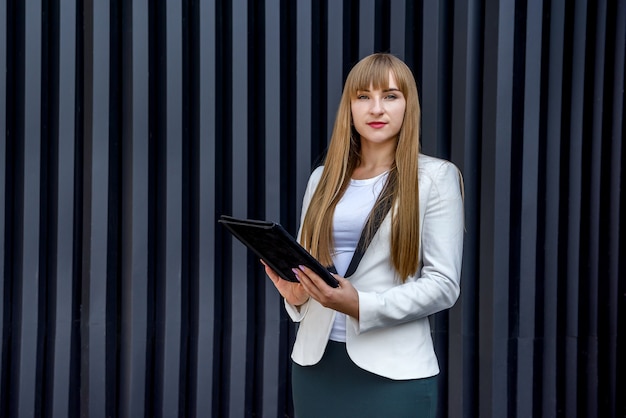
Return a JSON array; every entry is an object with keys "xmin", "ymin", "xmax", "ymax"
[{"xmin": 263, "ymin": 53, "xmax": 464, "ymax": 418}]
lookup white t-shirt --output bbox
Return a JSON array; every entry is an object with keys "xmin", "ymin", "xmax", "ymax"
[{"xmin": 329, "ymin": 171, "xmax": 389, "ymax": 342}]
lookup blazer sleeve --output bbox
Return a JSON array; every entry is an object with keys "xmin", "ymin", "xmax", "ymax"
[{"xmin": 356, "ymin": 160, "xmax": 464, "ymax": 333}]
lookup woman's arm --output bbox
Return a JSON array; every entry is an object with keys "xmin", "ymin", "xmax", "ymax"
[{"xmin": 357, "ymin": 160, "xmax": 464, "ymax": 332}]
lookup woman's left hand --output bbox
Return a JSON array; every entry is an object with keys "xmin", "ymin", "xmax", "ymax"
[{"xmin": 293, "ymin": 265, "xmax": 360, "ymax": 319}]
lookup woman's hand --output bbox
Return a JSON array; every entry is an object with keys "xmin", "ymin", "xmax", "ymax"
[
  {"xmin": 293, "ymin": 265, "xmax": 360, "ymax": 319},
  {"xmin": 261, "ymin": 260, "xmax": 310, "ymax": 307}
]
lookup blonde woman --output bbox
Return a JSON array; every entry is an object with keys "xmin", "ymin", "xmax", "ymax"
[{"xmin": 263, "ymin": 53, "xmax": 464, "ymax": 418}]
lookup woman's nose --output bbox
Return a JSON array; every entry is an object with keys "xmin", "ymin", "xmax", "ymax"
[{"xmin": 370, "ymin": 98, "xmax": 384, "ymax": 114}]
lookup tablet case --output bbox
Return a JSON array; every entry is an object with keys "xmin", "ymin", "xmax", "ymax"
[{"xmin": 218, "ymin": 215, "xmax": 340, "ymax": 288}]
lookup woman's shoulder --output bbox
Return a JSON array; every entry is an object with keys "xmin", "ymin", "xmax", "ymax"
[
  {"xmin": 303, "ymin": 165, "xmax": 325, "ymax": 192},
  {"xmin": 418, "ymin": 153, "xmax": 461, "ymax": 186},
  {"xmin": 418, "ymin": 153, "xmax": 463, "ymax": 198},
  {"xmin": 310, "ymin": 165, "xmax": 324, "ymax": 178},
  {"xmin": 418, "ymin": 153, "xmax": 457, "ymax": 171},
  {"xmin": 418, "ymin": 153, "xmax": 460, "ymax": 178}
]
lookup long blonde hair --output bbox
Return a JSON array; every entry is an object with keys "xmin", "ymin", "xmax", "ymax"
[{"xmin": 300, "ymin": 53, "xmax": 421, "ymax": 281}]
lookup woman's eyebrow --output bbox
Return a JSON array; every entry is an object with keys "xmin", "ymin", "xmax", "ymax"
[{"xmin": 356, "ymin": 87, "xmax": 400, "ymax": 92}]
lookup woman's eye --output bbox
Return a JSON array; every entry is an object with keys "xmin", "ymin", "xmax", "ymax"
[
  {"xmin": 357, "ymin": 95, "xmax": 368, "ymax": 100},
  {"xmin": 385, "ymin": 94, "xmax": 397, "ymax": 100}
]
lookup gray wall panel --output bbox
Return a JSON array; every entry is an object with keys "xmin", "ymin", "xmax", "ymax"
[
  {"xmin": 196, "ymin": 0, "xmax": 217, "ymax": 416},
  {"xmin": 229, "ymin": 0, "xmax": 249, "ymax": 417},
  {"xmin": 1, "ymin": 1, "xmax": 624, "ymax": 417},
  {"xmin": 479, "ymin": 0, "xmax": 515, "ymax": 416},
  {"xmin": 359, "ymin": 0, "xmax": 376, "ymax": 58},
  {"xmin": 161, "ymin": 1, "xmax": 184, "ymax": 416},
  {"xmin": 389, "ymin": 0, "xmax": 406, "ymax": 56},
  {"xmin": 542, "ymin": 0, "xmax": 565, "ymax": 416},
  {"xmin": 566, "ymin": 1, "xmax": 588, "ymax": 416},
  {"xmin": 327, "ymin": 0, "xmax": 343, "ymax": 144},
  {"xmin": 19, "ymin": 2, "xmax": 42, "ymax": 415},
  {"xmin": 119, "ymin": 0, "xmax": 149, "ymax": 416},
  {"xmin": 52, "ymin": 0, "xmax": 78, "ymax": 416},
  {"xmin": 296, "ymin": 0, "xmax": 312, "ymax": 218},
  {"xmin": 84, "ymin": 0, "xmax": 111, "ymax": 415},
  {"xmin": 516, "ymin": 1, "xmax": 542, "ymax": 416},
  {"xmin": 420, "ymin": 0, "xmax": 442, "ymax": 156}
]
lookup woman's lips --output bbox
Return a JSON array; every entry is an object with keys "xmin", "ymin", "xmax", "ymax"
[{"xmin": 367, "ymin": 122, "xmax": 387, "ymax": 129}]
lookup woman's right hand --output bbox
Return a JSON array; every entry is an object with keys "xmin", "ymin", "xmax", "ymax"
[{"xmin": 261, "ymin": 260, "xmax": 310, "ymax": 306}]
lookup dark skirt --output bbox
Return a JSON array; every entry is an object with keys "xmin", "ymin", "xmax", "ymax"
[{"xmin": 291, "ymin": 340, "xmax": 438, "ymax": 418}]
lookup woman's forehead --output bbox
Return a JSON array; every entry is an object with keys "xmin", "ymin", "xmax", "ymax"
[{"xmin": 353, "ymin": 70, "xmax": 398, "ymax": 91}]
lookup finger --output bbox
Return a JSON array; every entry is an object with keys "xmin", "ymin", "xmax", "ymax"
[
  {"xmin": 262, "ymin": 260, "xmax": 281, "ymax": 284},
  {"xmin": 292, "ymin": 267, "xmax": 318, "ymax": 296},
  {"xmin": 334, "ymin": 275, "xmax": 349, "ymax": 287},
  {"xmin": 298, "ymin": 265, "xmax": 331, "ymax": 290},
  {"xmin": 296, "ymin": 267, "xmax": 335, "ymax": 304},
  {"xmin": 292, "ymin": 266, "xmax": 310, "ymax": 287}
]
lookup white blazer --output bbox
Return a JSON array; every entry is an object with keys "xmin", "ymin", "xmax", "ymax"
[{"xmin": 285, "ymin": 154, "xmax": 464, "ymax": 380}]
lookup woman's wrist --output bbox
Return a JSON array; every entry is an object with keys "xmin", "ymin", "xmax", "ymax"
[{"xmin": 294, "ymin": 296, "xmax": 310, "ymax": 309}]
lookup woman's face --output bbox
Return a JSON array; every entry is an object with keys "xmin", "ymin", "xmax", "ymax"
[{"xmin": 350, "ymin": 72, "xmax": 406, "ymax": 148}]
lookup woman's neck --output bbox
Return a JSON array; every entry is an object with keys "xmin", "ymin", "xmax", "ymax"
[{"xmin": 352, "ymin": 143, "xmax": 395, "ymax": 180}]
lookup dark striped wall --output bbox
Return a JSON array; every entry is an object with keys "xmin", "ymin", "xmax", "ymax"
[{"xmin": 1, "ymin": 0, "xmax": 624, "ymax": 417}]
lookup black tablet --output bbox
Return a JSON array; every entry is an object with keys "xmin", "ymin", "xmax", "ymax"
[{"xmin": 218, "ymin": 215, "xmax": 340, "ymax": 288}]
